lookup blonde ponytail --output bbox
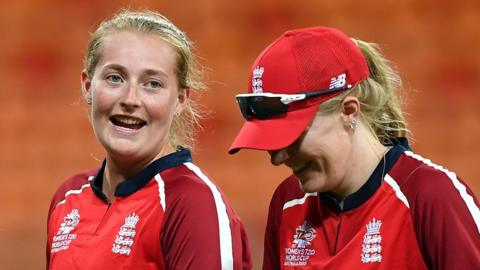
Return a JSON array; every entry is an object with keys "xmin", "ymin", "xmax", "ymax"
[{"xmin": 319, "ymin": 39, "xmax": 408, "ymax": 145}]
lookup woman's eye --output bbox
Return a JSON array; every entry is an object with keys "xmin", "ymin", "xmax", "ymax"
[
  {"xmin": 106, "ymin": 74, "xmax": 123, "ymax": 83},
  {"xmin": 145, "ymin": 80, "xmax": 162, "ymax": 89}
]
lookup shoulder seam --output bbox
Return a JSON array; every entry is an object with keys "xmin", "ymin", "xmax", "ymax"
[
  {"xmin": 154, "ymin": 174, "xmax": 166, "ymax": 211},
  {"xmin": 283, "ymin": 192, "xmax": 318, "ymax": 211},
  {"xmin": 404, "ymin": 151, "xmax": 480, "ymax": 233},
  {"xmin": 384, "ymin": 174, "xmax": 410, "ymax": 208},
  {"xmin": 55, "ymin": 176, "xmax": 94, "ymax": 207},
  {"xmin": 183, "ymin": 162, "xmax": 234, "ymax": 269}
]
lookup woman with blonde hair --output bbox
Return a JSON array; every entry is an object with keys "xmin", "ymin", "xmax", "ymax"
[
  {"xmin": 47, "ymin": 9, "xmax": 252, "ymax": 269},
  {"xmin": 229, "ymin": 26, "xmax": 479, "ymax": 269}
]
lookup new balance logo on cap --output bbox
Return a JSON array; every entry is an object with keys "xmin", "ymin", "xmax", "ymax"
[
  {"xmin": 329, "ymin": 73, "xmax": 347, "ymax": 89},
  {"xmin": 252, "ymin": 66, "xmax": 265, "ymax": 93}
]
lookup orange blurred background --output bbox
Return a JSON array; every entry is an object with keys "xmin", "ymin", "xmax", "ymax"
[{"xmin": 1, "ymin": 0, "xmax": 478, "ymax": 269}]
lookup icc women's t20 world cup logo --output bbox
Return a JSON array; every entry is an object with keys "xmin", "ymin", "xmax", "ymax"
[
  {"xmin": 292, "ymin": 221, "xmax": 317, "ymax": 248},
  {"xmin": 284, "ymin": 221, "xmax": 317, "ymax": 266}
]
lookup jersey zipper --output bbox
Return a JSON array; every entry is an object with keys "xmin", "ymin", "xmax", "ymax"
[
  {"xmin": 333, "ymin": 213, "xmax": 343, "ymax": 254},
  {"xmin": 95, "ymin": 201, "xmax": 113, "ymax": 235}
]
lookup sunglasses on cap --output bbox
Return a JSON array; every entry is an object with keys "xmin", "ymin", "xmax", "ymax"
[{"xmin": 236, "ymin": 85, "xmax": 352, "ymax": 120}]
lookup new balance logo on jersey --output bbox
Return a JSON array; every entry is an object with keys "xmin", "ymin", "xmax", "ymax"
[
  {"xmin": 361, "ymin": 218, "xmax": 383, "ymax": 263},
  {"xmin": 329, "ymin": 73, "xmax": 347, "ymax": 89},
  {"xmin": 284, "ymin": 221, "xmax": 317, "ymax": 266},
  {"xmin": 112, "ymin": 213, "xmax": 140, "ymax": 256},
  {"xmin": 252, "ymin": 66, "xmax": 265, "ymax": 93},
  {"xmin": 51, "ymin": 208, "xmax": 80, "ymax": 253}
]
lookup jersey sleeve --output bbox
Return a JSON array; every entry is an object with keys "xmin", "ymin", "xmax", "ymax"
[
  {"xmin": 46, "ymin": 168, "xmax": 98, "ymax": 270},
  {"xmin": 263, "ymin": 186, "xmax": 283, "ymax": 270},
  {"xmin": 406, "ymin": 166, "xmax": 480, "ymax": 269},
  {"xmin": 263, "ymin": 176, "xmax": 304, "ymax": 270},
  {"xmin": 161, "ymin": 165, "xmax": 251, "ymax": 270}
]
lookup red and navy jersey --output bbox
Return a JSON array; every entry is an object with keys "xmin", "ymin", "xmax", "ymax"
[
  {"xmin": 263, "ymin": 139, "xmax": 480, "ymax": 269},
  {"xmin": 47, "ymin": 149, "xmax": 252, "ymax": 270}
]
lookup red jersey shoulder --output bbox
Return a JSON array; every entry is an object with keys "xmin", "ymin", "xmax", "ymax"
[
  {"xmin": 159, "ymin": 163, "xmax": 232, "ymax": 213},
  {"xmin": 160, "ymin": 163, "xmax": 219, "ymax": 201},
  {"xmin": 394, "ymin": 152, "xmax": 480, "ymax": 269},
  {"xmin": 49, "ymin": 168, "xmax": 99, "ymax": 212},
  {"xmin": 393, "ymin": 151, "xmax": 478, "ymax": 205},
  {"xmin": 162, "ymin": 164, "xmax": 212, "ymax": 188},
  {"xmin": 158, "ymin": 162, "xmax": 253, "ymax": 270}
]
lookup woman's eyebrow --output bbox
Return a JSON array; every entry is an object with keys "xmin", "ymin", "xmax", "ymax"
[
  {"xmin": 102, "ymin": 63, "xmax": 128, "ymax": 74},
  {"xmin": 144, "ymin": 68, "xmax": 168, "ymax": 78}
]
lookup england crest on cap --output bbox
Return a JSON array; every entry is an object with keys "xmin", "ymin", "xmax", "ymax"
[{"xmin": 252, "ymin": 66, "xmax": 265, "ymax": 93}]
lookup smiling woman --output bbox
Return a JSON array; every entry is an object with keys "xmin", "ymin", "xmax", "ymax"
[
  {"xmin": 229, "ymin": 26, "xmax": 479, "ymax": 269},
  {"xmin": 82, "ymin": 31, "xmax": 186, "ymax": 179},
  {"xmin": 45, "ymin": 9, "xmax": 252, "ymax": 270}
]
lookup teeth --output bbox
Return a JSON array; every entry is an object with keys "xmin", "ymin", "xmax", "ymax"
[{"xmin": 115, "ymin": 116, "xmax": 144, "ymax": 125}]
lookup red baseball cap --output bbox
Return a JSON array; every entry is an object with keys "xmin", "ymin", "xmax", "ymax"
[{"xmin": 229, "ymin": 26, "xmax": 369, "ymax": 154}]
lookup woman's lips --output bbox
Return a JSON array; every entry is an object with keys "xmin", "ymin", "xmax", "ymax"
[
  {"xmin": 110, "ymin": 115, "xmax": 146, "ymax": 130},
  {"xmin": 291, "ymin": 161, "xmax": 312, "ymax": 174}
]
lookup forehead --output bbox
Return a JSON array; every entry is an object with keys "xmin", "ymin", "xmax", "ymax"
[{"xmin": 96, "ymin": 31, "xmax": 178, "ymax": 75}]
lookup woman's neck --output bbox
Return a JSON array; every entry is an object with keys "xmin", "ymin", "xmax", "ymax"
[
  {"xmin": 102, "ymin": 145, "xmax": 176, "ymax": 202},
  {"xmin": 334, "ymin": 126, "xmax": 388, "ymax": 200}
]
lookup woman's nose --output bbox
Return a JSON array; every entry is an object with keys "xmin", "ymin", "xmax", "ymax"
[{"xmin": 120, "ymin": 84, "xmax": 141, "ymax": 111}]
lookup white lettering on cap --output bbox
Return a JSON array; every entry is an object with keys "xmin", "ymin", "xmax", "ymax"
[{"xmin": 252, "ymin": 66, "xmax": 265, "ymax": 93}]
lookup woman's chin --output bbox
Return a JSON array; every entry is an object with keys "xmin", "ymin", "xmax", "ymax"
[
  {"xmin": 104, "ymin": 144, "xmax": 143, "ymax": 161},
  {"xmin": 297, "ymin": 174, "xmax": 329, "ymax": 194},
  {"xmin": 298, "ymin": 178, "xmax": 318, "ymax": 193}
]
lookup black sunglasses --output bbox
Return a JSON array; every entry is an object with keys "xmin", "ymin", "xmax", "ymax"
[{"xmin": 236, "ymin": 85, "xmax": 351, "ymax": 120}]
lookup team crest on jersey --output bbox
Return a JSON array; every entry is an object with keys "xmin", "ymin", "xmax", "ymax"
[
  {"xmin": 361, "ymin": 218, "xmax": 383, "ymax": 263},
  {"xmin": 284, "ymin": 221, "xmax": 317, "ymax": 266},
  {"xmin": 112, "ymin": 213, "xmax": 140, "ymax": 256},
  {"xmin": 51, "ymin": 208, "xmax": 80, "ymax": 253},
  {"xmin": 252, "ymin": 66, "xmax": 265, "ymax": 93}
]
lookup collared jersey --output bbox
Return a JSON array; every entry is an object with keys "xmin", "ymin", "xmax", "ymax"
[
  {"xmin": 47, "ymin": 149, "xmax": 252, "ymax": 270},
  {"xmin": 263, "ymin": 139, "xmax": 480, "ymax": 269}
]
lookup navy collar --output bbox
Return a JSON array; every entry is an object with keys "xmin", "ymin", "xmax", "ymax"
[
  {"xmin": 91, "ymin": 148, "xmax": 192, "ymax": 202},
  {"xmin": 320, "ymin": 137, "xmax": 410, "ymax": 212}
]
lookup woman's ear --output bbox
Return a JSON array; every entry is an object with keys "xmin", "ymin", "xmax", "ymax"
[
  {"xmin": 81, "ymin": 69, "xmax": 92, "ymax": 105},
  {"xmin": 340, "ymin": 96, "xmax": 360, "ymax": 126},
  {"xmin": 175, "ymin": 87, "xmax": 190, "ymax": 114}
]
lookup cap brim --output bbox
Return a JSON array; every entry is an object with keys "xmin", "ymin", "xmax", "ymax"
[{"xmin": 228, "ymin": 103, "xmax": 320, "ymax": 154}]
